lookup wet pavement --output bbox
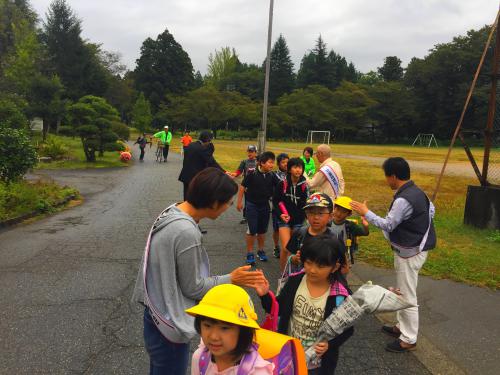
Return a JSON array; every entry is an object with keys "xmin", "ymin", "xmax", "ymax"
[{"xmin": 1, "ymin": 149, "xmax": 434, "ymax": 374}]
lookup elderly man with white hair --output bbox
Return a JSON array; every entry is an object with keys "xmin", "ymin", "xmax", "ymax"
[{"xmin": 306, "ymin": 144, "xmax": 345, "ymax": 199}]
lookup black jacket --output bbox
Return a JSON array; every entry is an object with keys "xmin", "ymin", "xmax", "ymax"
[
  {"xmin": 272, "ymin": 175, "xmax": 309, "ymax": 226},
  {"xmin": 260, "ymin": 273, "xmax": 354, "ymax": 375},
  {"xmin": 178, "ymin": 141, "xmax": 223, "ymax": 183}
]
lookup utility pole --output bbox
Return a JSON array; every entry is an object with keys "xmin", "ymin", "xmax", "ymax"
[{"xmin": 258, "ymin": 0, "xmax": 274, "ymax": 153}]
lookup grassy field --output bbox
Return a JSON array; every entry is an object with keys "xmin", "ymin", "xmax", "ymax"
[
  {"xmin": 207, "ymin": 139, "xmax": 500, "ymax": 289},
  {"xmin": 34, "ymin": 134, "xmax": 128, "ymax": 169}
]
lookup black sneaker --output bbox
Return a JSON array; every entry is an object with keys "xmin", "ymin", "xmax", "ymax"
[
  {"xmin": 385, "ymin": 339, "xmax": 416, "ymax": 353},
  {"xmin": 257, "ymin": 250, "xmax": 268, "ymax": 262},
  {"xmin": 273, "ymin": 247, "xmax": 280, "ymax": 258},
  {"xmin": 240, "ymin": 218, "xmax": 247, "ymax": 224},
  {"xmin": 382, "ymin": 325, "xmax": 401, "ymax": 338}
]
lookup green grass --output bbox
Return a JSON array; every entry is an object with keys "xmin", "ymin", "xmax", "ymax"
[
  {"xmin": 211, "ymin": 139, "xmax": 500, "ymax": 289},
  {"xmin": 0, "ymin": 180, "xmax": 79, "ymax": 221},
  {"xmin": 34, "ymin": 134, "xmax": 129, "ymax": 169}
]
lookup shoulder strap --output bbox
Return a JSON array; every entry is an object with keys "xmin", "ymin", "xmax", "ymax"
[
  {"xmin": 237, "ymin": 344, "xmax": 260, "ymax": 375},
  {"xmin": 198, "ymin": 346, "xmax": 211, "ymax": 375}
]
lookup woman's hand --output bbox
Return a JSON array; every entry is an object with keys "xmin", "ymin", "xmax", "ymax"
[
  {"xmin": 314, "ymin": 341, "xmax": 329, "ymax": 357},
  {"xmin": 230, "ymin": 266, "xmax": 265, "ymax": 288},
  {"xmin": 280, "ymin": 214, "xmax": 290, "ymax": 223},
  {"xmin": 253, "ymin": 273, "xmax": 270, "ymax": 296}
]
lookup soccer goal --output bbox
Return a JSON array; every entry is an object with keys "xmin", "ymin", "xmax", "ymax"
[
  {"xmin": 412, "ymin": 133, "xmax": 438, "ymax": 147},
  {"xmin": 306, "ymin": 130, "xmax": 331, "ymax": 145}
]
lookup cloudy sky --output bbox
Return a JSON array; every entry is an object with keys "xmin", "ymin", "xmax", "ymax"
[{"xmin": 31, "ymin": 0, "xmax": 499, "ymax": 75}]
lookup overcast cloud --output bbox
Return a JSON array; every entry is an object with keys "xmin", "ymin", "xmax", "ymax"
[{"xmin": 31, "ymin": 0, "xmax": 499, "ymax": 75}]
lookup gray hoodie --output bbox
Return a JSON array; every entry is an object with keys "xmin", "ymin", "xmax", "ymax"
[{"xmin": 131, "ymin": 205, "xmax": 231, "ymax": 343}]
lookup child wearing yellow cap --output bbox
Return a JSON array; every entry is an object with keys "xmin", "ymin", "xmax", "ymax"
[{"xmin": 186, "ymin": 284, "xmax": 274, "ymax": 375}]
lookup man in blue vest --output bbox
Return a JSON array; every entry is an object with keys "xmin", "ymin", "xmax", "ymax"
[{"xmin": 351, "ymin": 157, "xmax": 436, "ymax": 353}]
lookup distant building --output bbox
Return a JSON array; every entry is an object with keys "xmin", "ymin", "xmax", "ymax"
[{"xmin": 30, "ymin": 117, "xmax": 43, "ymax": 132}]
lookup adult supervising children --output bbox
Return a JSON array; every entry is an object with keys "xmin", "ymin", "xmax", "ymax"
[
  {"xmin": 301, "ymin": 146, "xmax": 316, "ymax": 178},
  {"xmin": 351, "ymin": 157, "xmax": 436, "ymax": 353},
  {"xmin": 306, "ymin": 144, "xmax": 344, "ymax": 200},
  {"xmin": 153, "ymin": 125, "xmax": 172, "ymax": 162},
  {"xmin": 237, "ymin": 151, "xmax": 276, "ymax": 265}
]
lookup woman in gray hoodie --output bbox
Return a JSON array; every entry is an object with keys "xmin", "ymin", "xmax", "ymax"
[{"xmin": 132, "ymin": 167, "xmax": 265, "ymax": 375}]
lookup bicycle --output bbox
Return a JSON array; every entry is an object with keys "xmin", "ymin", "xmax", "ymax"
[{"xmin": 155, "ymin": 142, "xmax": 165, "ymax": 162}]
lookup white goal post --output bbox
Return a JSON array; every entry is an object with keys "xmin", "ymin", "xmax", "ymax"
[
  {"xmin": 306, "ymin": 130, "xmax": 331, "ymax": 145},
  {"xmin": 412, "ymin": 133, "xmax": 438, "ymax": 147}
]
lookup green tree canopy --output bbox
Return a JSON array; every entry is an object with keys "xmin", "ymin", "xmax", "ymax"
[
  {"xmin": 131, "ymin": 92, "xmax": 152, "ymax": 133},
  {"xmin": 268, "ymin": 34, "xmax": 295, "ymax": 103},
  {"xmin": 205, "ymin": 47, "xmax": 239, "ymax": 87},
  {"xmin": 134, "ymin": 28, "xmax": 194, "ymax": 113},
  {"xmin": 378, "ymin": 56, "xmax": 404, "ymax": 81}
]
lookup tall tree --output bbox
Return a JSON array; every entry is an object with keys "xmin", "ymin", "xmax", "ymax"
[
  {"xmin": 378, "ymin": 56, "xmax": 404, "ymax": 81},
  {"xmin": 131, "ymin": 92, "xmax": 152, "ymax": 132},
  {"xmin": 134, "ymin": 28, "xmax": 194, "ymax": 112},
  {"xmin": 205, "ymin": 47, "xmax": 239, "ymax": 88},
  {"xmin": 42, "ymin": 0, "xmax": 107, "ymax": 100},
  {"xmin": 268, "ymin": 34, "xmax": 295, "ymax": 103}
]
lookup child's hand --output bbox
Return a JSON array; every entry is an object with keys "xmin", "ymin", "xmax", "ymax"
[
  {"xmin": 254, "ymin": 273, "xmax": 270, "ymax": 297},
  {"xmin": 314, "ymin": 341, "xmax": 329, "ymax": 357},
  {"xmin": 291, "ymin": 251, "xmax": 301, "ymax": 265},
  {"xmin": 280, "ymin": 214, "xmax": 290, "ymax": 223}
]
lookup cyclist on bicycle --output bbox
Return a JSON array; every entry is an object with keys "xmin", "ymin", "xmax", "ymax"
[{"xmin": 153, "ymin": 126, "xmax": 172, "ymax": 162}]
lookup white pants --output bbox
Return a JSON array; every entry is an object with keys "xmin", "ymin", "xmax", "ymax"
[{"xmin": 394, "ymin": 251, "xmax": 428, "ymax": 344}]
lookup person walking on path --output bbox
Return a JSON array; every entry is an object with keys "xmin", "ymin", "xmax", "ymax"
[
  {"xmin": 230, "ymin": 145, "xmax": 259, "ymax": 225},
  {"xmin": 178, "ymin": 130, "xmax": 224, "ymax": 200},
  {"xmin": 134, "ymin": 133, "xmax": 150, "ymax": 162},
  {"xmin": 132, "ymin": 168, "xmax": 266, "ymax": 375},
  {"xmin": 301, "ymin": 146, "xmax": 316, "ymax": 178},
  {"xmin": 180, "ymin": 130, "xmax": 193, "ymax": 156},
  {"xmin": 350, "ymin": 157, "xmax": 436, "ymax": 353},
  {"xmin": 306, "ymin": 144, "xmax": 344, "ymax": 200},
  {"xmin": 153, "ymin": 126, "xmax": 173, "ymax": 162}
]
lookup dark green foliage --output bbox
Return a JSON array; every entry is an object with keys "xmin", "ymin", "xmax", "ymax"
[
  {"xmin": 131, "ymin": 92, "xmax": 152, "ymax": 132},
  {"xmin": 68, "ymin": 96, "xmax": 120, "ymax": 161},
  {"xmin": 378, "ymin": 56, "xmax": 404, "ymax": 81},
  {"xmin": 0, "ymin": 126, "xmax": 37, "ymax": 182},
  {"xmin": 297, "ymin": 36, "xmax": 358, "ymax": 89},
  {"xmin": 134, "ymin": 29, "xmax": 195, "ymax": 112},
  {"xmin": 268, "ymin": 34, "xmax": 295, "ymax": 103},
  {"xmin": 111, "ymin": 121, "xmax": 130, "ymax": 140},
  {"xmin": 220, "ymin": 63, "xmax": 264, "ymax": 101},
  {"xmin": 404, "ymin": 26, "xmax": 493, "ymax": 138},
  {"xmin": 0, "ymin": 96, "xmax": 29, "ymax": 129},
  {"xmin": 39, "ymin": 136, "xmax": 69, "ymax": 160},
  {"xmin": 41, "ymin": 0, "xmax": 108, "ymax": 100}
]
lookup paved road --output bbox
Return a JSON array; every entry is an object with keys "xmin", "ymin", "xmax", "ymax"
[{"xmin": 0, "ymin": 148, "xmax": 438, "ymax": 374}]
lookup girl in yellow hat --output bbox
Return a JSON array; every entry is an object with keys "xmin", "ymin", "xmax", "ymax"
[{"xmin": 186, "ymin": 284, "xmax": 274, "ymax": 375}]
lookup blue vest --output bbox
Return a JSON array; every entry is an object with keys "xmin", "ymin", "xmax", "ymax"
[{"xmin": 388, "ymin": 181, "xmax": 436, "ymax": 252}]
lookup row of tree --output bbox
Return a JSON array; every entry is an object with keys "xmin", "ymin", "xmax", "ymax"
[{"xmin": 1, "ymin": 0, "xmax": 497, "ymax": 148}]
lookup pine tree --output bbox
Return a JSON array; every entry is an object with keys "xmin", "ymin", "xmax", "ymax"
[
  {"xmin": 269, "ymin": 34, "xmax": 295, "ymax": 103},
  {"xmin": 378, "ymin": 56, "xmax": 404, "ymax": 81},
  {"xmin": 134, "ymin": 28, "xmax": 194, "ymax": 113},
  {"xmin": 131, "ymin": 92, "xmax": 152, "ymax": 133}
]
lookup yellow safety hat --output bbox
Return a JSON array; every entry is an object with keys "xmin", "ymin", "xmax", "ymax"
[
  {"xmin": 334, "ymin": 196, "xmax": 353, "ymax": 211},
  {"xmin": 185, "ymin": 284, "xmax": 260, "ymax": 329}
]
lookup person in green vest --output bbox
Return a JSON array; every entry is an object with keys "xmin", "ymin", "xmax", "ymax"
[
  {"xmin": 153, "ymin": 125, "xmax": 173, "ymax": 162},
  {"xmin": 301, "ymin": 146, "xmax": 316, "ymax": 178}
]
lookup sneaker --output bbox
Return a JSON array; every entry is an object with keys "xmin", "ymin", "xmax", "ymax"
[
  {"xmin": 240, "ymin": 218, "xmax": 247, "ymax": 224},
  {"xmin": 246, "ymin": 253, "xmax": 256, "ymax": 265},
  {"xmin": 257, "ymin": 250, "xmax": 268, "ymax": 262},
  {"xmin": 385, "ymin": 339, "xmax": 416, "ymax": 353},
  {"xmin": 382, "ymin": 325, "xmax": 401, "ymax": 338},
  {"xmin": 273, "ymin": 247, "xmax": 280, "ymax": 258}
]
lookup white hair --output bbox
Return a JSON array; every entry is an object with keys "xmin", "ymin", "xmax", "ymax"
[{"xmin": 317, "ymin": 144, "xmax": 331, "ymax": 157}]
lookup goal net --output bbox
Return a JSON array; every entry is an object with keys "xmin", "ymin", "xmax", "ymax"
[
  {"xmin": 412, "ymin": 133, "xmax": 438, "ymax": 147},
  {"xmin": 306, "ymin": 130, "xmax": 330, "ymax": 145}
]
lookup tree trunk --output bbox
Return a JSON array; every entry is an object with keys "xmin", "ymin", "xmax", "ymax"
[{"xmin": 42, "ymin": 117, "xmax": 49, "ymax": 142}]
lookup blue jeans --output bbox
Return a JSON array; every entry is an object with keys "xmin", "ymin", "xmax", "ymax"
[{"xmin": 143, "ymin": 307, "xmax": 190, "ymax": 375}]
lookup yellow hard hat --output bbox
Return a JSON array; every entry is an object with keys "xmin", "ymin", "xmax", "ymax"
[
  {"xmin": 185, "ymin": 284, "xmax": 260, "ymax": 329},
  {"xmin": 334, "ymin": 196, "xmax": 353, "ymax": 211}
]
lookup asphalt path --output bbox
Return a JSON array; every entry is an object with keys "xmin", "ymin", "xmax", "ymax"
[{"xmin": 1, "ymin": 148, "xmax": 436, "ymax": 374}]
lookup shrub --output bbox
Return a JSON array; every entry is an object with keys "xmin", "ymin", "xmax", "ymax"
[
  {"xmin": 39, "ymin": 136, "xmax": 70, "ymax": 160},
  {"xmin": 58, "ymin": 126, "xmax": 75, "ymax": 137},
  {"xmin": 111, "ymin": 121, "xmax": 130, "ymax": 140},
  {"xmin": 0, "ymin": 126, "xmax": 37, "ymax": 182}
]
